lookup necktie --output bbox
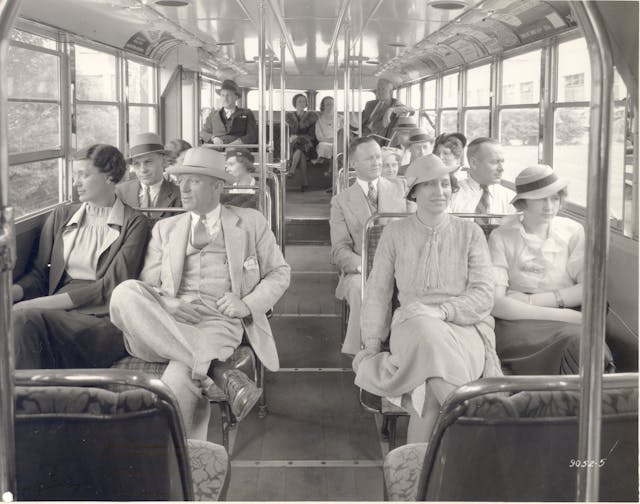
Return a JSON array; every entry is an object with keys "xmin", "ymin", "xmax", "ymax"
[
  {"xmin": 475, "ymin": 184, "xmax": 490, "ymax": 224},
  {"xmin": 192, "ymin": 216, "xmax": 210, "ymax": 249},
  {"xmin": 140, "ymin": 185, "xmax": 151, "ymax": 209},
  {"xmin": 367, "ymin": 181, "xmax": 378, "ymax": 212}
]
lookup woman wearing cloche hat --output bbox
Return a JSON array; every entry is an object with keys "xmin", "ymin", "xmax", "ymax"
[
  {"xmin": 352, "ymin": 154, "xmax": 502, "ymax": 444},
  {"xmin": 488, "ymin": 164, "xmax": 614, "ymax": 374}
]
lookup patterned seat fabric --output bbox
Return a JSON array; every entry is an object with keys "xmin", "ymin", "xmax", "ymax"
[
  {"xmin": 383, "ymin": 442, "xmax": 428, "ymax": 501},
  {"xmin": 187, "ymin": 439, "xmax": 230, "ymax": 501}
]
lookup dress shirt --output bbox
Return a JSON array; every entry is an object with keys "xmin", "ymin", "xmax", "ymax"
[
  {"xmin": 190, "ymin": 204, "xmax": 222, "ymax": 240},
  {"xmin": 224, "ymin": 107, "xmax": 236, "ymax": 120},
  {"xmin": 356, "ymin": 177, "xmax": 380, "ymax": 197},
  {"xmin": 138, "ymin": 180, "xmax": 164, "ymax": 207},
  {"xmin": 449, "ymin": 175, "xmax": 516, "ymax": 215}
]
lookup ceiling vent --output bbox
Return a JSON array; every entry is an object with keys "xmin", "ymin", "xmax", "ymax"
[{"xmin": 427, "ymin": 0, "xmax": 468, "ymax": 10}]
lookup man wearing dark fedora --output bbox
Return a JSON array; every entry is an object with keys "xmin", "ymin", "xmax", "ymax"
[
  {"xmin": 110, "ymin": 147, "xmax": 290, "ymax": 440},
  {"xmin": 117, "ymin": 132, "xmax": 181, "ymax": 219},
  {"xmin": 200, "ymin": 79, "xmax": 258, "ymax": 146}
]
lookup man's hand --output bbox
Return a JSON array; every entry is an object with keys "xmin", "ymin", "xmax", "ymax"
[
  {"xmin": 212, "ymin": 137, "xmax": 224, "ymax": 145},
  {"xmin": 352, "ymin": 346, "xmax": 378, "ymax": 373},
  {"xmin": 162, "ymin": 296, "xmax": 203, "ymax": 325},
  {"xmin": 217, "ymin": 292, "xmax": 251, "ymax": 319}
]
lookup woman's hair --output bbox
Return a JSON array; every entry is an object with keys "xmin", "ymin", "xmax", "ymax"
[
  {"xmin": 408, "ymin": 173, "xmax": 460, "ymax": 201},
  {"xmin": 320, "ymin": 96, "xmax": 333, "ymax": 112},
  {"xmin": 292, "ymin": 93, "xmax": 308, "ymax": 108},
  {"xmin": 165, "ymin": 138, "xmax": 191, "ymax": 158},
  {"xmin": 236, "ymin": 155, "xmax": 256, "ymax": 173},
  {"xmin": 513, "ymin": 187, "xmax": 568, "ymax": 211},
  {"xmin": 381, "ymin": 148, "xmax": 401, "ymax": 165},
  {"xmin": 74, "ymin": 144, "xmax": 126, "ymax": 184},
  {"xmin": 439, "ymin": 136, "xmax": 464, "ymax": 158}
]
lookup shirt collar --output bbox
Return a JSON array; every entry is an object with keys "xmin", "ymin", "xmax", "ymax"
[
  {"xmin": 466, "ymin": 174, "xmax": 496, "ymax": 196},
  {"xmin": 65, "ymin": 197, "xmax": 125, "ymax": 228},
  {"xmin": 356, "ymin": 177, "xmax": 379, "ymax": 195},
  {"xmin": 190, "ymin": 204, "xmax": 221, "ymax": 226}
]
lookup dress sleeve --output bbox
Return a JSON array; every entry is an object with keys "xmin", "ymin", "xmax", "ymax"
[
  {"xmin": 360, "ymin": 225, "xmax": 396, "ymax": 350},
  {"xmin": 566, "ymin": 222, "xmax": 585, "ymax": 283},
  {"xmin": 440, "ymin": 224, "xmax": 494, "ymax": 325},
  {"xmin": 487, "ymin": 229, "xmax": 510, "ymax": 288}
]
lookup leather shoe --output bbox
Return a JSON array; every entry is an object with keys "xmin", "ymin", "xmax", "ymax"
[{"xmin": 224, "ymin": 369, "xmax": 263, "ymax": 421}]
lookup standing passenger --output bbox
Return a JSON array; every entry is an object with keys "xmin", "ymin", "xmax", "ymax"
[
  {"xmin": 488, "ymin": 165, "xmax": 614, "ymax": 374},
  {"xmin": 110, "ymin": 148, "xmax": 290, "ymax": 440},
  {"xmin": 353, "ymin": 154, "xmax": 501, "ymax": 443},
  {"xmin": 362, "ymin": 78, "xmax": 408, "ymax": 142},
  {"xmin": 200, "ymin": 79, "xmax": 258, "ymax": 146},
  {"xmin": 330, "ymin": 137, "xmax": 415, "ymax": 356},
  {"xmin": 449, "ymin": 137, "xmax": 515, "ymax": 216},
  {"xmin": 12, "ymin": 144, "xmax": 151, "ymax": 370},
  {"xmin": 117, "ymin": 132, "xmax": 181, "ymax": 219}
]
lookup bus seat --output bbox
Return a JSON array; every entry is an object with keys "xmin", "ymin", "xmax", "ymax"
[
  {"xmin": 112, "ymin": 341, "xmax": 264, "ymax": 450},
  {"xmin": 14, "ymin": 370, "xmax": 230, "ymax": 501},
  {"xmin": 383, "ymin": 375, "xmax": 638, "ymax": 502}
]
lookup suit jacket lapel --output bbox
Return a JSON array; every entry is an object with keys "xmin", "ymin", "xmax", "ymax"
[
  {"xmin": 169, "ymin": 213, "xmax": 191, "ymax": 292},
  {"xmin": 156, "ymin": 179, "xmax": 177, "ymax": 208},
  {"xmin": 220, "ymin": 206, "xmax": 246, "ymax": 296},
  {"xmin": 51, "ymin": 206, "xmax": 79, "ymax": 293}
]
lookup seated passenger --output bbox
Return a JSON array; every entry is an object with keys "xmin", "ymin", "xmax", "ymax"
[
  {"xmin": 389, "ymin": 115, "xmax": 416, "ymax": 169},
  {"xmin": 110, "ymin": 147, "xmax": 291, "ymax": 440},
  {"xmin": 449, "ymin": 137, "xmax": 515, "ymax": 218},
  {"xmin": 330, "ymin": 137, "xmax": 415, "ymax": 356},
  {"xmin": 200, "ymin": 79, "xmax": 258, "ymax": 146},
  {"xmin": 398, "ymin": 128, "xmax": 433, "ymax": 176},
  {"xmin": 315, "ymin": 96, "xmax": 342, "ymax": 161},
  {"xmin": 286, "ymin": 93, "xmax": 318, "ymax": 191},
  {"xmin": 12, "ymin": 144, "xmax": 151, "ymax": 370},
  {"xmin": 433, "ymin": 132, "xmax": 466, "ymax": 171},
  {"xmin": 488, "ymin": 165, "xmax": 614, "ymax": 374},
  {"xmin": 225, "ymin": 147, "xmax": 256, "ymax": 194},
  {"xmin": 381, "ymin": 147, "xmax": 402, "ymax": 178},
  {"xmin": 117, "ymin": 132, "xmax": 181, "ymax": 219},
  {"xmin": 165, "ymin": 138, "xmax": 192, "ymax": 169},
  {"xmin": 353, "ymin": 154, "xmax": 501, "ymax": 444}
]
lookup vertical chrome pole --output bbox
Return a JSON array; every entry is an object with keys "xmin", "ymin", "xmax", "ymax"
[
  {"xmin": 358, "ymin": 35, "xmax": 363, "ymax": 137},
  {"xmin": 342, "ymin": 19, "xmax": 350, "ymax": 190},
  {"xmin": 571, "ymin": 3, "xmax": 614, "ymax": 502},
  {"xmin": 257, "ymin": 0, "xmax": 267, "ymax": 213},
  {"xmin": 279, "ymin": 37, "xmax": 286, "ymax": 253},
  {"xmin": 269, "ymin": 56, "xmax": 274, "ymax": 162},
  {"xmin": 0, "ymin": 1, "xmax": 22, "ymax": 500},
  {"xmin": 332, "ymin": 45, "xmax": 339, "ymax": 195}
]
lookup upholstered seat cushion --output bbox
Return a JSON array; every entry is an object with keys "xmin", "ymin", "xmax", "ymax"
[
  {"xmin": 187, "ymin": 439, "xmax": 230, "ymax": 501},
  {"xmin": 383, "ymin": 442, "xmax": 428, "ymax": 501}
]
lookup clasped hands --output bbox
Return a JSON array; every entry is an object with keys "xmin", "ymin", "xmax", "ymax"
[{"xmin": 163, "ymin": 292, "xmax": 251, "ymax": 324}]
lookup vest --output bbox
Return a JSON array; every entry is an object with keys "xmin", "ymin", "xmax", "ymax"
[{"xmin": 177, "ymin": 229, "xmax": 232, "ymax": 313}]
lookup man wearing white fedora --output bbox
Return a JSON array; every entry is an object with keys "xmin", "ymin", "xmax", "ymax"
[
  {"xmin": 117, "ymin": 132, "xmax": 181, "ymax": 219},
  {"xmin": 200, "ymin": 79, "xmax": 258, "ymax": 146},
  {"xmin": 110, "ymin": 147, "xmax": 290, "ymax": 440}
]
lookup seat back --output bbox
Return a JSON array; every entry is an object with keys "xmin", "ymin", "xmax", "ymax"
[
  {"xmin": 417, "ymin": 374, "xmax": 639, "ymax": 502},
  {"xmin": 14, "ymin": 369, "xmax": 194, "ymax": 501}
]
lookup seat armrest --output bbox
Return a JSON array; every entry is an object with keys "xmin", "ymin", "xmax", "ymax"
[
  {"xmin": 187, "ymin": 439, "xmax": 230, "ymax": 501},
  {"xmin": 383, "ymin": 443, "xmax": 428, "ymax": 501}
]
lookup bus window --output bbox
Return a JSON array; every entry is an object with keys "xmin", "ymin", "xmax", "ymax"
[
  {"xmin": 128, "ymin": 59, "xmax": 158, "ymax": 137},
  {"xmin": 9, "ymin": 159, "xmax": 61, "ymax": 218},
  {"xmin": 499, "ymin": 49, "xmax": 541, "ymax": 181},
  {"xmin": 440, "ymin": 73, "xmax": 459, "ymax": 132},
  {"xmin": 315, "ymin": 90, "xmax": 376, "ymax": 112},
  {"xmin": 75, "ymin": 45, "xmax": 120, "ymax": 148},
  {"xmin": 420, "ymin": 80, "xmax": 436, "ymax": 136},
  {"xmin": 246, "ymin": 89, "xmax": 307, "ymax": 111},
  {"xmin": 464, "ymin": 64, "xmax": 491, "ymax": 139}
]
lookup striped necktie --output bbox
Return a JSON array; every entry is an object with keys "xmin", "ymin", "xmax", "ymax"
[
  {"xmin": 367, "ymin": 181, "xmax": 378, "ymax": 212},
  {"xmin": 475, "ymin": 184, "xmax": 490, "ymax": 224},
  {"xmin": 140, "ymin": 185, "xmax": 151, "ymax": 209}
]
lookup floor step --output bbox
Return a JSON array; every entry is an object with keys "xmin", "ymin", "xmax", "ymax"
[
  {"xmin": 275, "ymin": 272, "xmax": 340, "ymax": 315},
  {"xmin": 284, "ymin": 245, "xmax": 335, "ymax": 273},
  {"xmin": 285, "ymin": 220, "xmax": 330, "ymax": 245},
  {"xmin": 271, "ymin": 316, "xmax": 350, "ymax": 369}
]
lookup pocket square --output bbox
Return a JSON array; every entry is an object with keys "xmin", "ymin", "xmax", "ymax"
[{"xmin": 243, "ymin": 256, "xmax": 259, "ymax": 270}]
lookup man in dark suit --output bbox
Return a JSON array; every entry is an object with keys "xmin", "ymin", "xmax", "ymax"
[
  {"xmin": 361, "ymin": 78, "xmax": 411, "ymax": 143},
  {"xmin": 116, "ymin": 132, "xmax": 181, "ymax": 219},
  {"xmin": 200, "ymin": 79, "xmax": 258, "ymax": 146}
]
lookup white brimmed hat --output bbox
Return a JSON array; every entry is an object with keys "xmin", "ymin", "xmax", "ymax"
[
  {"xmin": 405, "ymin": 154, "xmax": 457, "ymax": 200},
  {"xmin": 511, "ymin": 164, "xmax": 569, "ymax": 204},
  {"xmin": 165, "ymin": 147, "xmax": 234, "ymax": 183},
  {"xmin": 128, "ymin": 132, "xmax": 167, "ymax": 161}
]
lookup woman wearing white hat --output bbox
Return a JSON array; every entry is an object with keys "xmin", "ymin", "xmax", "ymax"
[
  {"xmin": 488, "ymin": 164, "xmax": 614, "ymax": 374},
  {"xmin": 353, "ymin": 154, "xmax": 502, "ymax": 443}
]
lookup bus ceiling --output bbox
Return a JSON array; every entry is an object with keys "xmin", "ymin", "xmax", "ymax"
[{"xmin": 14, "ymin": 0, "xmax": 637, "ymax": 97}]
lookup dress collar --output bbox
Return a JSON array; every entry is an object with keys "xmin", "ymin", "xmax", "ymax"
[{"xmin": 64, "ymin": 197, "xmax": 125, "ymax": 228}]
